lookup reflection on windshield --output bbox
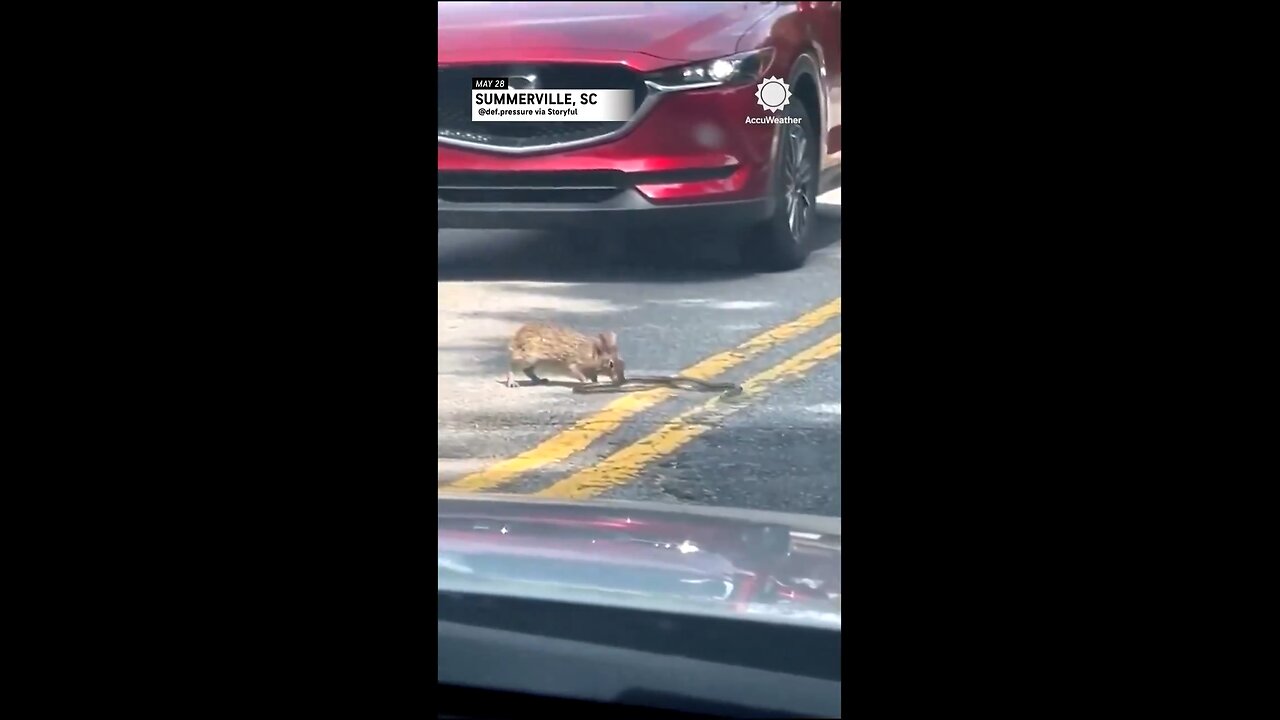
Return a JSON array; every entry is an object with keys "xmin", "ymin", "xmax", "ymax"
[{"xmin": 438, "ymin": 498, "xmax": 841, "ymax": 629}]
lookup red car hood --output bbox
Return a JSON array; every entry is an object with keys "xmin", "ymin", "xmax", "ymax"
[{"xmin": 437, "ymin": 1, "xmax": 777, "ymax": 67}]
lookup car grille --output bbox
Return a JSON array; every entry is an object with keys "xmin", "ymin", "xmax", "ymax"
[
  {"xmin": 437, "ymin": 167, "xmax": 737, "ymax": 204},
  {"xmin": 439, "ymin": 170, "xmax": 627, "ymax": 203},
  {"xmin": 437, "ymin": 64, "xmax": 648, "ymax": 150}
]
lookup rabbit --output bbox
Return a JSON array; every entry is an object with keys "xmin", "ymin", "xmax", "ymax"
[{"xmin": 504, "ymin": 323, "xmax": 626, "ymax": 388}]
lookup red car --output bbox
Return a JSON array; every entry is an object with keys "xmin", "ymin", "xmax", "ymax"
[{"xmin": 437, "ymin": 1, "xmax": 842, "ymax": 271}]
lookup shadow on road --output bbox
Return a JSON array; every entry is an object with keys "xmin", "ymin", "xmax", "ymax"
[{"xmin": 438, "ymin": 207, "xmax": 840, "ymax": 284}]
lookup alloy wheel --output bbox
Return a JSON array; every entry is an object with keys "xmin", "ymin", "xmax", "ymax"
[{"xmin": 781, "ymin": 125, "xmax": 814, "ymax": 245}]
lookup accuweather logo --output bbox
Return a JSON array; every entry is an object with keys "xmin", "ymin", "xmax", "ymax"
[{"xmin": 755, "ymin": 76, "xmax": 792, "ymax": 113}]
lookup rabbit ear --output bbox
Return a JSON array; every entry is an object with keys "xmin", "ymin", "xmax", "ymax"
[{"xmin": 598, "ymin": 331, "xmax": 618, "ymax": 353}]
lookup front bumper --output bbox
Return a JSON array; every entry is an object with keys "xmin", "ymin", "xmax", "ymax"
[{"xmin": 438, "ymin": 81, "xmax": 780, "ymax": 231}]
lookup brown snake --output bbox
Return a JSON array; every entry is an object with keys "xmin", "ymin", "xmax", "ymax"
[{"xmin": 572, "ymin": 374, "xmax": 743, "ymax": 396}]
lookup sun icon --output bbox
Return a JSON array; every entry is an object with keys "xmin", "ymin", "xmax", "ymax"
[{"xmin": 754, "ymin": 76, "xmax": 792, "ymax": 113}]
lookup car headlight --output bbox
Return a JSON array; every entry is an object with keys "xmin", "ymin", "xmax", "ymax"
[{"xmin": 644, "ymin": 48, "xmax": 775, "ymax": 92}]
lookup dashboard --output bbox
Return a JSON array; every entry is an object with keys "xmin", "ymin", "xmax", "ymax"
[{"xmin": 438, "ymin": 589, "xmax": 841, "ymax": 718}]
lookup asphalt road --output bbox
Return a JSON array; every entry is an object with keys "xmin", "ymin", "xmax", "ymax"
[{"xmin": 437, "ymin": 190, "xmax": 841, "ymax": 517}]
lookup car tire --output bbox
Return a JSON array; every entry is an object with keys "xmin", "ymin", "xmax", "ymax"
[{"xmin": 742, "ymin": 100, "xmax": 819, "ymax": 273}]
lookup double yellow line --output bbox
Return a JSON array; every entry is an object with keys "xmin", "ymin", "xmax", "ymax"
[
  {"xmin": 537, "ymin": 331, "xmax": 841, "ymax": 499},
  {"xmin": 444, "ymin": 296, "xmax": 842, "ymax": 495}
]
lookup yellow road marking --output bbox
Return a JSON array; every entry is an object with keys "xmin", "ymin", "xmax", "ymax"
[
  {"xmin": 444, "ymin": 297, "xmax": 841, "ymax": 493},
  {"xmin": 534, "ymin": 332, "xmax": 842, "ymax": 500}
]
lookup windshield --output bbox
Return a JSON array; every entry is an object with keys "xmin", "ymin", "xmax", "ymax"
[{"xmin": 438, "ymin": 1, "xmax": 842, "ymax": 713}]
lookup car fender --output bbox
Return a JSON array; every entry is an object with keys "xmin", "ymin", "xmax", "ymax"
[{"xmin": 786, "ymin": 51, "xmax": 826, "ymax": 160}]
